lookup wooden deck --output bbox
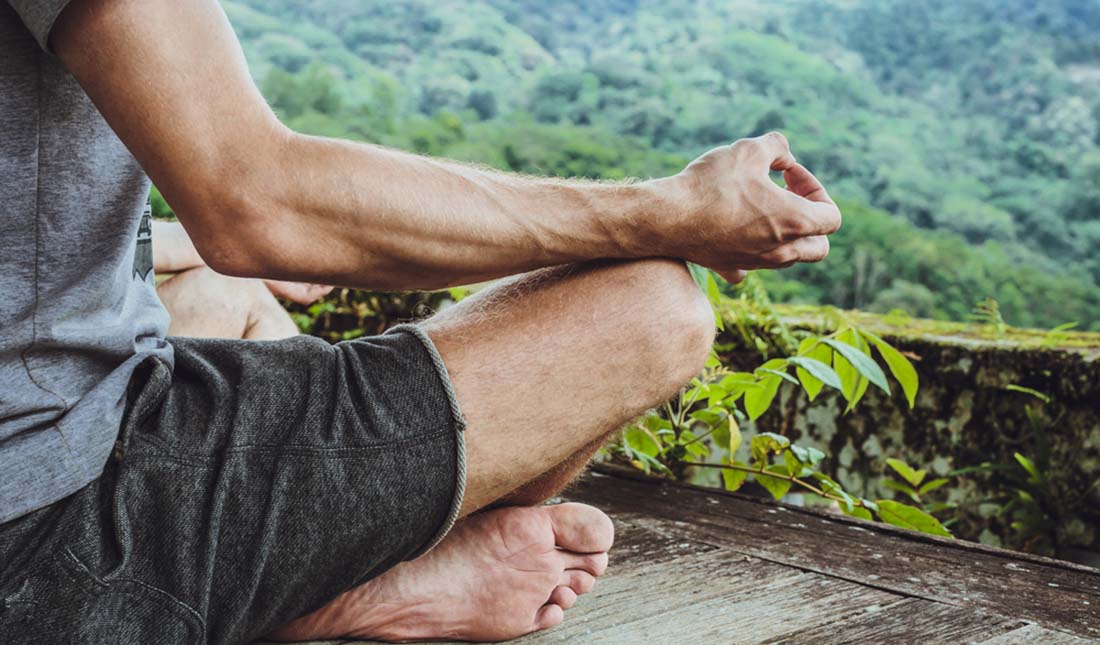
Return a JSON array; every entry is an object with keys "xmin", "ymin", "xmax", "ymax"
[{"xmin": 284, "ymin": 467, "xmax": 1100, "ymax": 644}]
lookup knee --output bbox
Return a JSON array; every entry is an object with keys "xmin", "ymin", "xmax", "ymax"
[{"xmin": 617, "ymin": 259, "xmax": 717, "ymax": 396}]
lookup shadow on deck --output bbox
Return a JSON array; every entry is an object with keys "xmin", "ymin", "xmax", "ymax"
[{"xmin": 278, "ymin": 466, "xmax": 1100, "ymax": 644}]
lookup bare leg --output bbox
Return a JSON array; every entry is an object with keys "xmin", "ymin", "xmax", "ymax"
[
  {"xmin": 156, "ymin": 266, "xmax": 299, "ymax": 340},
  {"xmin": 271, "ymin": 258, "xmax": 715, "ymax": 642},
  {"xmin": 491, "ymin": 434, "xmax": 607, "ymax": 508},
  {"xmin": 428, "ymin": 258, "xmax": 715, "ymax": 515}
]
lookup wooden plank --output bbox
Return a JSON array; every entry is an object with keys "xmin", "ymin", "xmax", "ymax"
[
  {"xmin": 516, "ymin": 552, "xmax": 899, "ymax": 644},
  {"xmin": 603, "ymin": 511, "xmax": 721, "ymax": 567},
  {"xmin": 568, "ymin": 469, "xmax": 1100, "ymax": 638},
  {"xmin": 978, "ymin": 623, "xmax": 1098, "ymax": 644},
  {"xmin": 770, "ymin": 597, "xmax": 1023, "ymax": 644}
]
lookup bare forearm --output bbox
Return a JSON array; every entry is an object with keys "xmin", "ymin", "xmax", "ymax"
[
  {"xmin": 55, "ymin": 0, "xmax": 839, "ymax": 293},
  {"xmin": 241, "ymin": 133, "xmax": 666, "ymax": 290}
]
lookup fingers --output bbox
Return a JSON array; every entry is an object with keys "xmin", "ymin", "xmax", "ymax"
[
  {"xmin": 772, "ymin": 179, "xmax": 842, "ymax": 237},
  {"xmin": 761, "ymin": 236, "xmax": 831, "ymax": 268},
  {"xmin": 717, "ymin": 269, "xmax": 748, "ymax": 284},
  {"xmin": 737, "ymin": 138, "xmax": 840, "ymax": 237},
  {"xmin": 783, "ymin": 163, "xmax": 834, "ymax": 205},
  {"xmin": 735, "ymin": 132, "xmax": 796, "ymax": 172}
]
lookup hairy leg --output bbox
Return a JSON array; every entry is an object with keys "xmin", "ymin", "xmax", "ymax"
[
  {"xmin": 425, "ymin": 257, "xmax": 716, "ymax": 516},
  {"xmin": 156, "ymin": 266, "xmax": 299, "ymax": 340},
  {"xmin": 272, "ymin": 258, "xmax": 715, "ymax": 642},
  {"xmin": 490, "ymin": 434, "xmax": 607, "ymax": 508}
]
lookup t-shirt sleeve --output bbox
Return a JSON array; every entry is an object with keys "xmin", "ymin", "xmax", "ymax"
[{"xmin": 7, "ymin": 0, "xmax": 77, "ymax": 52}]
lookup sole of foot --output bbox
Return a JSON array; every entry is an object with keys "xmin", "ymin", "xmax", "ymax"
[{"xmin": 268, "ymin": 502, "xmax": 615, "ymax": 642}]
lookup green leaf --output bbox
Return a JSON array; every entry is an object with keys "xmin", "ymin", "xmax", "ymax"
[
  {"xmin": 918, "ymin": 478, "xmax": 950, "ymax": 495},
  {"xmin": 687, "ymin": 262, "xmax": 710, "ymax": 292},
  {"xmin": 882, "ymin": 478, "xmax": 921, "ymax": 503},
  {"xmin": 794, "ymin": 338, "xmax": 826, "ymax": 401},
  {"xmin": 722, "ymin": 462, "xmax": 749, "ymax": 492},
  {"xmin": 728, "ymin": 415, "xmax": 743, "ymax": 458},
  {"xmin": 750, "ymin": 432, "xmax": 791, "ymax": 464},
  {"xmin": 640, "ymin": 414, "xmax": 672, "ymax": 433},
  {"xmin": 705, "ymin": 271, "xmax": 722, "ymax": 306},
  {"xmin": 885, "ymin": 458, "xmax": 926, "ymax": 487},
  {"xmin": 783, "ymin": 449, "xmax": 811, "ymax": 477},
  {"xmin": 788, "ymin": 356, "xmax": 842, "ymax": 392},
  {"xmin": 874, "ymin": 500, "xmax": 953, "ymax": 537},
  {"xmin": 789, "ymin": 444, "xmax": 825, "ymax": 466},
  {"xmin": 623, "ymin": 426, "xmax": 661, "ymax": 458},
  {"xmin": 863, "ymin": 332, "xmax": 919, "ymax": 408},
  {"xmin": 1004, "ymin": 384, "xmax": 1051, "ymax": 404},
  {"xmin": 689, "ymin": 408, "xmax": 724, "ymax": 427},
  {"xmin": 824, "ymin": 338, "xmax": 890, "ymax": 395},
  {"xmin": 843, "ymin": 505, "xmax": 873, "ymax": 521},
  {"xmin": 631, "ymin": 451, "xmax": 672, "ymax": 475},
  {"xmin": 743, "ymin": 374, "xmax": 782, "ymax": 421},
  {"xmin": 757, "ymin": 464, "xmax": 792, "ymax": 500},
  {"xmin": 831, "ymin": 331, "xmax": 861, "ymax": 406},
  {"xmin": 1014, "ymin": 452, "xmax": 1041, "ymax": 482},
  {"xmin": 757, "ymin": 367, "xmax": 800, "ymax": 385}
]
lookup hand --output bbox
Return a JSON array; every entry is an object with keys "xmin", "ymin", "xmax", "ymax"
[
  {"xmin": 264, "ymin": 280, "xmax": 334, "ymax": 305},
  {"xmin": 649, "ymin": 132, "xmax": 841, "ymax": 284}
]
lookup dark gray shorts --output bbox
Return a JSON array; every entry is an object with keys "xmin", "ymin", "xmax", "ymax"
[{"xmin": 0, "ymin": 325, "xmax": 467, "ymax": 645}]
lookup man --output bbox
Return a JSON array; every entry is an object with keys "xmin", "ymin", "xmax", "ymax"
[
  {"xmin": 153, "ymin": 220, "xmax": 332, "ymax": 341},
  {"xmin": 0, "ymin": 1, "xmax": 840, "ymax": 643}
]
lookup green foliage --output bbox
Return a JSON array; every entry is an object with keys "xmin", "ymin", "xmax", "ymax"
[
  {"xmin": 218, "ymin": 0, "xmax": 1100, "ymax": 329},
  {"xmin": 284, "ymin": 287, "xmax": 469, "ymax": 341},
  {"xmin": 611, "ymin": 276, "xmax": 948, "ymax": 538},
  {"xmin": 952, "ymin": 389, "xmax": 1100, "ymax": 556}
]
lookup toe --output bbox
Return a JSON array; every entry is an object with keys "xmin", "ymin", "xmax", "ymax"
[
  {"xmin": 562, "ymin": 551, "xmax": 608, "ymax": 577},
  {"xmin": 534, "ymin": 603, "xmax": 565, "ymax": 631},
  {"xmin": 549, "ymin": 585, "xmax": 578, "ymax": 610},
  {"xmin": 560, "ymin": 569, "xmax": 596, "ymax": 595},
  {"xmin": 547, "ymin": 503, "xmax": 615, "ymax": 553}
]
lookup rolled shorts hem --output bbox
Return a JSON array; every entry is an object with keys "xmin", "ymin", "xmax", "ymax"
[{"xmin": 386, "ymin": 323, "xmax": 467, "ymax": 558}]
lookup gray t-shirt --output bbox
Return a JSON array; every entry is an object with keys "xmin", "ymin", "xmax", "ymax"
[{"xmin": 1, "ymin": 1, "xmax": 174, "ymax": 523}]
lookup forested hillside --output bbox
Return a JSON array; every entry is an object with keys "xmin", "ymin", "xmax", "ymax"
[{"xmin": 218, "ymin": 0, "xmax": 1100, "ymax": 329}]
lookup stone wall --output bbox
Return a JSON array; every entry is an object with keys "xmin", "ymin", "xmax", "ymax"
[{"xmin": 726, "ymin": 330, "xmax": 1100, "ymax": 561}]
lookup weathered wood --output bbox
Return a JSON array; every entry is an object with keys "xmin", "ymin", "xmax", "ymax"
[
  {"xmin": 978, "ymin": 623, "xmax": 1098, "ymax": 644},
  {"xmin": 270, "ymin": 469, "xmax": 1100, "ymax": 644},
  {"xmin": 571, "ymin": 468, "xmax": 1100, "ymax": 639},
  {"xmin": 770, "ymin": 597, "xmax": 1024, "ymax": 644},
  {"xmin": 527, "ymin": 562, "xmax": 899, "ymax": 643}
]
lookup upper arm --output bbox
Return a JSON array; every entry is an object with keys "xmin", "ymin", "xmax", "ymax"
[{"xmin": 50, "ymin": 0, "xmax": 286, "ymax": 271}]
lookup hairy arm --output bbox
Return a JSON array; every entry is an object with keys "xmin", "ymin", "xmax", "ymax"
[{"xmin": 52, "ymin": 0, "xmax": 839, "ymax": 290}]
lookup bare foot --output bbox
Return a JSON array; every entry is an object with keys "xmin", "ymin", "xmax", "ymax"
[{"xmin": 268, "ymin": 503, "xmax": 614, "ymax": 642}]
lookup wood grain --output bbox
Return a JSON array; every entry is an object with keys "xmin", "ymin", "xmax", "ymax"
[{"xmin": 266, "ymin": 469, "xmax": 1100, "ymax": 644}]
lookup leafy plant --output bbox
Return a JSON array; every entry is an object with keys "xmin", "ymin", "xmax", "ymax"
[
  {"xmin": 613, "ymin": 266, "xmax": 951, "ymax": 537},
  {"xmin": 954, "ymin": 386, "xmax": 1100, "ymax": 555},
  {"xmin": 881, "ymin": 458, "xmax": 957, "ymax": 525},
  {"xmin": 970, "ymin": 297, "xmax": 1007, "ymax": 339}
]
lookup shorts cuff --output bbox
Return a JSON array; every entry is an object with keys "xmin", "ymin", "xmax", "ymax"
[{"xmin": 385, "ymin": 323, "xmax": 467, "ymax": 558}]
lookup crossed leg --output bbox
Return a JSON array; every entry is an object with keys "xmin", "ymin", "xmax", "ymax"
[{"xmin": 271, "ymin": 258, "xmax": 716, "ymax": 642}]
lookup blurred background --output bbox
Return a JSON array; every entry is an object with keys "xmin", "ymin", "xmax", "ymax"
[{"xmin": 164, "ymin": 0, "xmax": 1100, "ymax": 330}]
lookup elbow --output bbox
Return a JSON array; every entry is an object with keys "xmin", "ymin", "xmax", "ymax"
[
  {"xmin": 179, "ymin": 189, "xmax": 283, "ymax": 279},
  {"xmin": 165, "ymin": 122, "xmax": 296, "ymax": 279}
]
